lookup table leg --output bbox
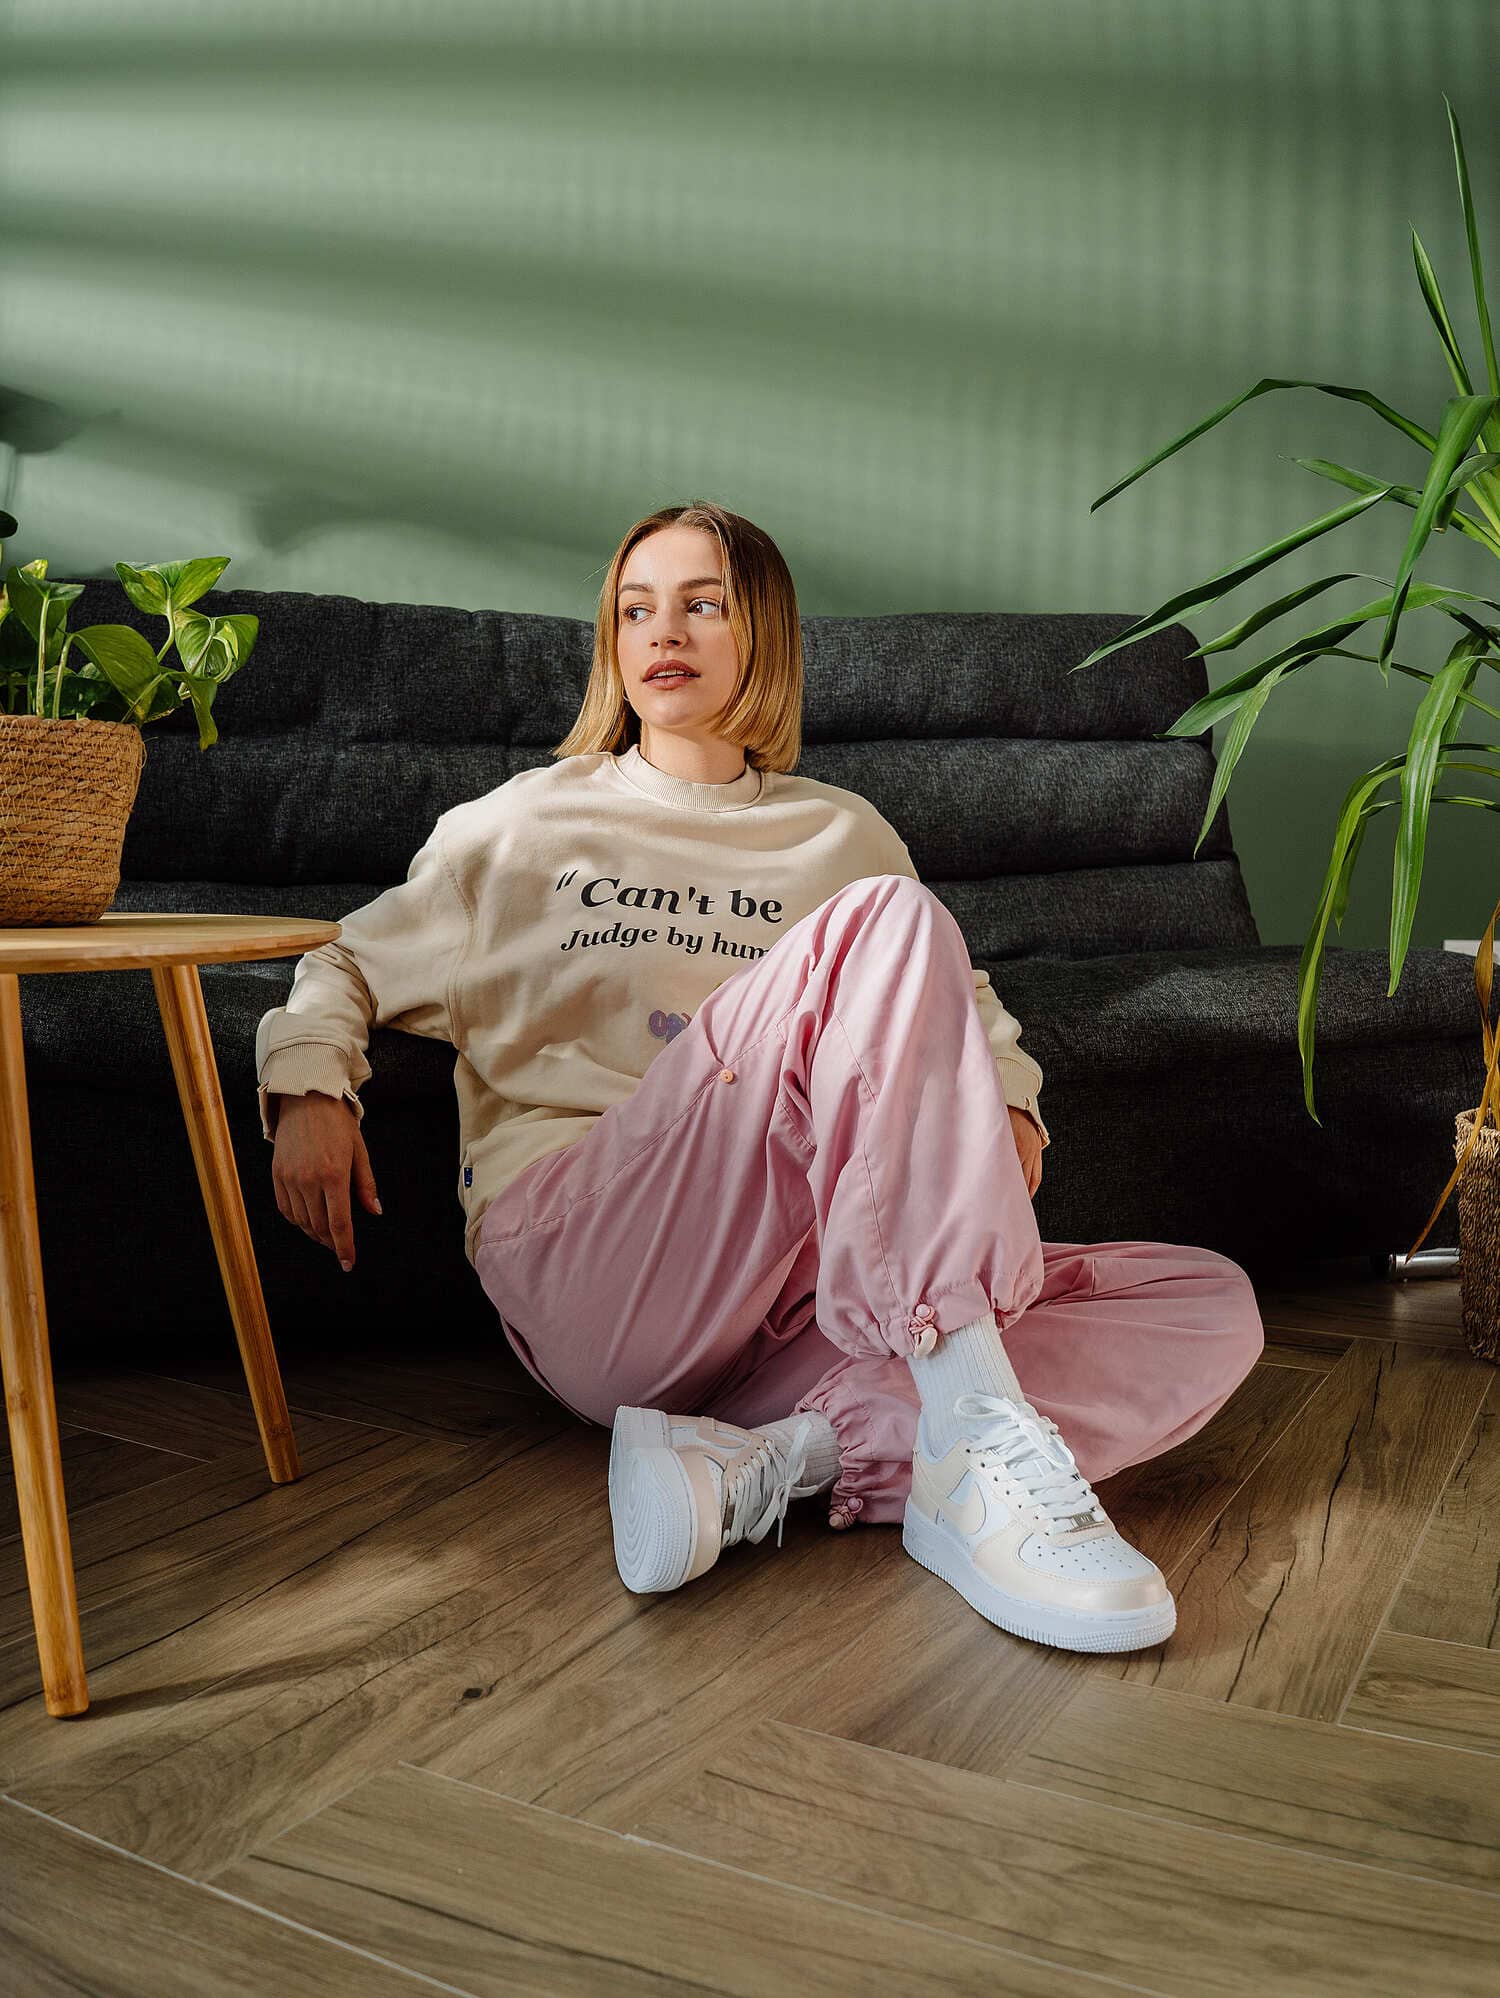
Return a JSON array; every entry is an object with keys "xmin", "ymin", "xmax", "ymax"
[
  {"xmin": 0, "ymin": 973, "xmax": 88, "ymax": 1717},
  {"xmin": 151, "ymin": 963, "xmax": 301, "ymax": 1485}
]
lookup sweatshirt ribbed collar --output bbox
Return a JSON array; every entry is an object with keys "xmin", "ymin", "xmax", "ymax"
[{"xmin": 611, "ymin": 742, "xmax": 766, "ymax": 813}]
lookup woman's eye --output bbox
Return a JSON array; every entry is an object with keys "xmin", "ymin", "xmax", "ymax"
[{"xmin": 623, "ymin": 600, "xmax": 721, "ymax": 620}]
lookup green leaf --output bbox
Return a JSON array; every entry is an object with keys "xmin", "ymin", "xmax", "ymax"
[
  {"xmin": 173, "ymin": 609, "xmax": 214, "ymax": 668},
  {"xmin": 1296, "ymin": 761, "xmax": 1406, "ymax": 1121},
  {"xmin": 1292, "ymin": 454, "xmax": 1500, "ymax": 557},
  {"xmin": 115, "ymin": 556, "xmax": 231, "ymax": 619},
  {"xmin": 71, "ymin": 623, "xmax": 174, "ymax": 723},
  {"xmin": 1159, "ymin": 578, "xmax": 1479, "ymax": 737},
  {"xmin": 1435, "ymin": 450, "xmax": 1500, "ymax": 530},
  {"xmin": 1191, "ymin": 659, "xmax": 1289, "ymax": 855},
  {"xmin": 6, "ymin": 567, "xmax": 84, "ymax": 634},
  {"xmin": 155, "ymin": 557, "xmax": 231, "ymax": 610},
  {"xmin": 1273, "ymin": 731, "xmax": 1500, "ymax": 1123},
  {"xmin": 114, "ymin": 561, "xmax": 169, "ymax": 615},
  {"xmin": 5, "ymin": 568, "xmax": 82, "ymax": 665},
  {"xmin": 174, "ymin": 608, "xmax": 258, "ymax": 680},
  {"xmin": 1377, "ymin": 393, "xmax": 1500, "ymax": 672},
  {"xmin": 1292, "ymin": 455, "xmax": 1424, "ymax": 503},
  {"xmin": 1330, "ymin": 804, "xmax": 1378, "ymax": 930},
  {"xmin": 1388, "ymin": 631, "xmax": 1489, "ymax": 990},
  {"xmin": 216, "ymin": 611, "xmax": 258, "ymax": 662},
  {"xmin": 1071, "ymin": 485, "xmax": 1395, "ymax": 675},
  {"xmin": 1090, "ymin": 378, "xmax": 1437, "ymax": 515},
  {"xmin": 1444, "ymin": 94, "xmax": 1498, "ymax": 401},
  {"xmin": 1412, "ymin": 224, "xmax": 1474, "ymax": 398},
  {"xmin": 1188, "ymin": 571, "xmax": 1369, "ymax": 657},
  {"xmin": 174, "ymin": 673, "xmax": 220, "ymax": 748},
  {"xmin": 1414, "ymin": 579, "xmax": 1500, "ymax": 617}
]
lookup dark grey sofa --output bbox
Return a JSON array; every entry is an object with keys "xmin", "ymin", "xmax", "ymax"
[{"xmin": 18, "ymin": 580, "xmax": 1480, "ymax": 1362}]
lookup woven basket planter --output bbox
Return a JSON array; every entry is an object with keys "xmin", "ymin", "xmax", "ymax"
[
  {"xmin": 1455, "ymin": 1108, "xmax": 1500, "ymax": 1363},
  {"xmin": 0, "ymin": 713, "xmax": 147, "ymax": 925}
]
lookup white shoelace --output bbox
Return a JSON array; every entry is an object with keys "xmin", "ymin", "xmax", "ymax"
[
  {"xmin": 725, "ymin": 1415, "xmax": 823, "ymax": 1549},
  {"xmin": 952, "ymin": 1391, "xmax": 1105, "ymax": 1533}
]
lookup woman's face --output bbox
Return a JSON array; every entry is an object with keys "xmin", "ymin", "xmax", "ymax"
[{"xmin": 616, "ymin": 524, "xmax": 742, "ymax": 748}]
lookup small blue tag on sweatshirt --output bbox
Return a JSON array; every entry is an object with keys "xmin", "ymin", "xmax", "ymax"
[{"xmin": 463, "ymin": 1166, "xmax": 473, "ymax": 1187}]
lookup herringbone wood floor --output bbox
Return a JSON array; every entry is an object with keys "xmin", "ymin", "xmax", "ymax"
[{"xmin": 1, "ymin": 1256, "xmax": 1496, "ymax": 1996}]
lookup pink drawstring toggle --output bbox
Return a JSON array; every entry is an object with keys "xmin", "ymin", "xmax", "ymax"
[
  {"xmin": 828, "ymin": 1493, "xmax": 864, "ymax": 1530},
  {"xmin": 908, "ymin": 1307, "xmax": 938, "ymax": 1356}
]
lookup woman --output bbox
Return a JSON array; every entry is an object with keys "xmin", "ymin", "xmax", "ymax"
[{"xmin": 262, "ymin": 500, "xmax": 1265, "ymax": 1657}]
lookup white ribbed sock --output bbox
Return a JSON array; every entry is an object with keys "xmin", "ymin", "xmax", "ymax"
[
  {"xmin": 906, "ymin": 1310, "xmax": 1028, "ymax": 1456},
  {"xmin": 757, "ymin": 1411, "xmax": 839, "ymax": 1492}
]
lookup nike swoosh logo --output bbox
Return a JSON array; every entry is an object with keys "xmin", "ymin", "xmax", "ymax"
[{"xmin": 939, "ymin": 1470, "xmax": 987, "ymax": 1537}]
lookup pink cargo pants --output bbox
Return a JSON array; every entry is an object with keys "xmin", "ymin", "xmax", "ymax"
[{"xmin": 474, "ymin": 874, "xmax": 1266, "ymax": 1527}]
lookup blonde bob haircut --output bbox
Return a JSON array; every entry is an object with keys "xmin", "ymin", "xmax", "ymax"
[{"xmin": 552, "ymin": 500, "xmax": 804, "ymax": 774}]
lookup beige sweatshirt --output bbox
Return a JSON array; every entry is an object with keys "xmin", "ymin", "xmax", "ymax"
[{"xmin": 256, "ymin": 743, "xmax": 1049, "ymax": 1268}]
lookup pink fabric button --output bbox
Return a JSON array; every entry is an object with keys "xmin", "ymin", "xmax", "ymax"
[{"xmin": 720, "ymin": 1068, "xmax": 736, "ymax": 1082}]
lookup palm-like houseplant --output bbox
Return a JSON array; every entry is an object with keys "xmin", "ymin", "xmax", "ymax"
[{"xmin": 1072, "ymin": 93, "xmax": 1500, "ymax": 1342}]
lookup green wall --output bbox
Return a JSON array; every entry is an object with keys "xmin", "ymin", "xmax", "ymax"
[{"xmin": 3, "ymin": 0, "xmax": 1497, "ymax": 955}]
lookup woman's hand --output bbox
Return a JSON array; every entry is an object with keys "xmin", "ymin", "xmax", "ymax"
[
  {"xmin": 271, "ymin": 1091, "xmax": 382, "ymax": 1270},
  {"xmin": 1008, "ymin": 1105, "xmax": 1044, "ymax": 1198}
]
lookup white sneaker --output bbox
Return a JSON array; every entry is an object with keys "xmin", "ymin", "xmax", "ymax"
[
  {"xmin": 609, "ymin": 1406, "xmax": 824, "ymax": 1594},
  {"xmin": 902, "ymin": 1391, "xmax": 1176, "ymax": 1653}
]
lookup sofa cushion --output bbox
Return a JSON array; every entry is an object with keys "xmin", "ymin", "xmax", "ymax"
[{"xmin": 995, "ymin": 943, "xmax": 1482, "ymax": 1077}]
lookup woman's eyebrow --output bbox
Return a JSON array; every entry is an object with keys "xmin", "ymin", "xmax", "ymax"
[{"xmin": 619, "ymin": 576, "xmax": 724, "ymax": 595}]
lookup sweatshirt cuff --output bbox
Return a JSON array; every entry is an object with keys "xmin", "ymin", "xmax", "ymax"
[
  {"xmin": 258, "ymin": 1043, "xmax": 365, "ymax": 1142},
  {"xmin": 996, "ymin": 1063, "xmax": 1050, "ymax": 1149}
]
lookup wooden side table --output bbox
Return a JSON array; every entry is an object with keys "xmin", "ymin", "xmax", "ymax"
[{"xmin": 0, "ymin": 913, "xmax": 341, "ymax": 1718}]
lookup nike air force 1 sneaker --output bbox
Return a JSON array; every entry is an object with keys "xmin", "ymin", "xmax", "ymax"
[
  {"xmin": 902, "ymin": 1391, "xmax": 1176, "ymax": 1653},
  {"xmin": 610, "ymin": 1406, "xmax": 823, "ymax": 1593}
]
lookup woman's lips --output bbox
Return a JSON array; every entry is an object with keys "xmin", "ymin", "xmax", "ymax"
[{"xmin": 646, "ymin": 670, "xmax": 698, "ymax": 686}]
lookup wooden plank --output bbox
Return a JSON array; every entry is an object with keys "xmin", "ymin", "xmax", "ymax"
[
  {"xmin": 1008, "ymin": 1678, "xmax": 1500, "ymax": 1892},
  {"xmin": 0, "ymin": 1422, "xmax": 393, "ymax": 1606},
  {"xmin": 0, "ymin": 1426, "xmax": 200, "ymax": 1544},
  {"xmin": 46, "ymin": 1365, "xmax": 362, "ymax": 1462},
  {"xmin": 218, "ymin": 1759, "xmax": 1116, "ymax": 1996},
  {"xmin": 1254, "ymin": 1274, "xmax": 1467, "ymax": 1349},
  {"xmin": 156, "ymin": 1348, "xmax": 550, "ymax": 1437},
  {"xmin": 0, "ymin": 1430, "xmax": 639, "ymax": 1878},
  {"xmin": 1342, "ymin": 1630, "xmax": 1500, "ymax": 1756},
  {"xmin": 1257, "ymin": 1329, "xmax": 1348, "ymax": 1372},
  {"xmin": 0, "ymin": 1420, "xmax": 411, "ymax": 1659},
  {"xmin": 0, "ymin": 1430, "xmax": 475, "ymax": 1742},
  {"xmin": 630, "ymin": 1717, "xmax": 1500, "ymax": 1998},
  {"xmin": 0, "ymin": 1800, "xmax": 439, "ymax": 1995},
  {"xmin": 409, "ymin": 1500, "xmax": 908, "ymax": 1833},
  {"xmin": 1116, "ymin": 1339, "xmax": 1491, "ymax": 1715},
  {"xmin": 1383, "ymin": 1371, "xmax": 1500, "ymax": 1647},
  {"xmin": 776, "ymin": 1361, "xmax": 1321, "ymax": 1768}
]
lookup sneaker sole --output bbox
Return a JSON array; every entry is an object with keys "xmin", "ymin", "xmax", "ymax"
[
  {"xmin": 902, "ymin": 1498, "xmax": 1177, "ymax": 1653},
  {"xmin": 609, "ymin": 1406, "xmax": 700, "ymax": 1593}
]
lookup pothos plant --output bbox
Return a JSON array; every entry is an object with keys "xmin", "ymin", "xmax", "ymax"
[
  {"xmin": 0, "ymin": 516, "xmax": 257, "ymax": 752},
  {"xmin": 1072, "ymin": 93, "xmax": 1500, "ymax": 1260}
]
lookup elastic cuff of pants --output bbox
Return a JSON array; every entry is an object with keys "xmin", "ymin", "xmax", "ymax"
[
  {"xmin": 880, "ymin": 1276, "xmax": 1009, "ymax": 1358},
  {"xmin": 793, "ymin": 1386, "xmax": 880, "ymax": 1530}
]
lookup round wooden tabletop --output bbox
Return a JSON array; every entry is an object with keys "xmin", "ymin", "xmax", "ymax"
[{"xmin": 0, "ymin": 913, "xmax": 342, "ymax": 975}]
